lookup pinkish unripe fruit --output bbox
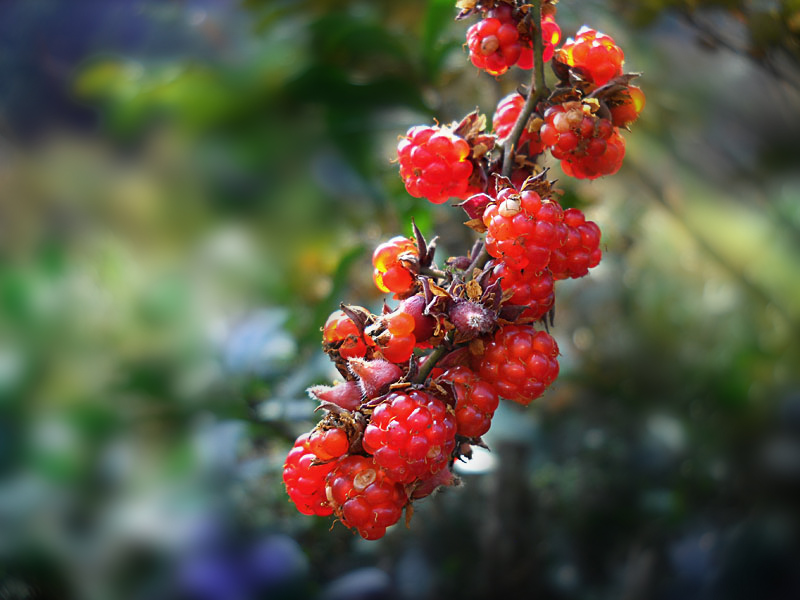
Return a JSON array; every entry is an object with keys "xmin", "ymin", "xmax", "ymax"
[
  {"xmin": 307, "ymin": 381, "xmax": 362, "ymax": 411},
  {"xmin": 398, "ymin": 294, "xmax": 436, "ymax": 343},
  {"xmin": 347, "ymin": 358, "xmax": 403, "ymax": 399}
]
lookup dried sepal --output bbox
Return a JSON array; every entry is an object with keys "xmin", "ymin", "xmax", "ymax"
[
  {"xmin": 446, "ymin": 255, "xmax": 473, "ymax": 271},
  {"xmin": 339, "ymin": 303, "xmax": 375, "ymax": 335},
  {"xmin": 468, "ymin": 337, "xmax": 485, "ymax": 357},
  {"xmin": 518, "ymin": 168, "xmax": 556, "ymax": 197},
  {"xmin": 464, "ymin": 218, "xmax": 488, "ymax": 234},
  {"xmin": 452, "ymin": 109, "xmax": 487, "ymax": 140}
]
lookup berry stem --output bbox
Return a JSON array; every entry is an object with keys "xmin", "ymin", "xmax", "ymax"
[
  {"xmin": 501, "ymin": 0, "xmax": 548, "ymax": 178},
  {"xmin": 411, "ymin": 336, "xmax": 451, "ymax": 384},
  {"xmin": 466, "ymin": 240, "xmax": 489, "ymax": 277},
  {"xmin": 421, "ymin": 266, "xmax": 447, "ymax": 280}
]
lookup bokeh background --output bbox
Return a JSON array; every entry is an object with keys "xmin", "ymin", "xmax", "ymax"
[{"xmin": 2, "ymin": 1, "xmax": 800, "ymax": 599}]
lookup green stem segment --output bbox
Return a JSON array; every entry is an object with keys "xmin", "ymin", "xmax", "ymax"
[
  {"xmin": 420, "ymin": 266, "xmax": 447, "ymax": 279},
  {"xmin": 501, "ymin": 0, "xmax": 549, "ymax": 178},
  {"xmin": 412, "ymin": 342, "xmax": 449, "ymax": 384}
]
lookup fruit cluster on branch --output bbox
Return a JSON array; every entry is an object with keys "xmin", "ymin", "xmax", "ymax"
[{"xmin": 282, "ymin": 0, "xmax": 644, "ymax": 540}]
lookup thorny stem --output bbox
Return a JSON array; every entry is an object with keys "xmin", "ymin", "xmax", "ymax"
[{"xmin": 501, "ymin": 0, "xmax": 549, "ymax": 178}]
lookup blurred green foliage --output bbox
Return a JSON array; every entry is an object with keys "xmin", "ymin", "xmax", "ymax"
[{"xmin": 1, "ymin": 1, "xmax": 800, "ymax": 599}]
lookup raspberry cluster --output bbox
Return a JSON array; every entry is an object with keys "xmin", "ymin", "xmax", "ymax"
[
  {"xmin": 465, "ymin": 3, "xmax": 561, "ymax": 77},
  {"xmin": 557, "ymin": 26, "xmax": 624, "ymax": 86},
  {"xmin": 397, "ymin": 125, "xmax": 476, "ymax": 205},
  {"xmin": 540, "ymin": 101, "xmax": 625, "ymax": 179},
  {"xmin": 372, "ymin": 236, "xmax": 419, "ymax": 296},
  {"xmin": 282, "ymin": 0, "xmax": 644, "ymax": 541},
  {"xmin": 493, "ymin": 92, "xmax": 546, "ymax": 156}
]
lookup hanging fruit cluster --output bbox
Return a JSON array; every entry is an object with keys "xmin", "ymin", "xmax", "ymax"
[{"xmin": 282, "ymin": 0, "xmax": 644, "ymax": 540}]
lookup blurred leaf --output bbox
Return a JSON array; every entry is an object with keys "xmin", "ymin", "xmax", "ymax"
[
  {"xmin": 422, "ymin": 0, "xmax": 462, "ymax": 79},
  {"xmin": 301, "ymin": 244, "xmax": 366, "ymax": 346}
]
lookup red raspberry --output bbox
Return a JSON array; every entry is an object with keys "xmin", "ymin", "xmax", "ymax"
[
  {"xmin": 323, "ymin": 309, "xmax": 368, "ymax": 359},
  {"xmin": 476, "ymin": 325, "xmax": 559, "ymax": 405},
  {"xmin": 557, "ymin": 26, "xmax": 624, "ymax": 86},
  {"xmin": 307, "ymin": 426, "xmax": 350, "ymax": 462},
  {"xmin": 325, "ymin": 455, "xmax": 407, "ymax": 540},
  {"xmin": 482, "ymin": 185, "xmax": 565, "ymax": 271},
  {"xmin": 467, "ymin": 5, "xmax": 560, "ymax": 76},
  {"xmin": 374, "ymin": 309, "xmax": 417, "ymax": 364},
  {"xmin": 362, "ymin": 389, "xmax": 457, "ymax": 484},
  {"xmin": 540, "ymin": 13, "xmax": 562, "ymax": 61},
  {"xmin": 466, "ymin": 6, "xmax": 525, "ymax": 77},
  {"xmin": 485, "ymin": 259, "xmax": 554, "ymax": 321},
  {"xmin": 609, "ymin": 85, "xmax": 645, "ymax": 128},
  {"xmin": 518, "ymin": 12, "xmax": 562, "ymax": 66},
  {"xmin": 540, "ymin": 102, "xmax": 624, "ymax": 180},
  {"xmin": 372, "ymin": 236, "xmax": 418, "ymax": 295},
  {"xmin": 548, "ymin": 207, "xmax": 602, "ymax": 279},
  {"xmin": 397, "ymin": 125, "xmax": 474, "ymax": 205},
  {"xmin": 438, "ymin": 366, "xmax": 499, "ymax": 438},
  {"xmin": 491, "ymin": 93, "xmax": 545, "ymax": 155},
  {"xmin": 560, "ymin": 129, "xmax": 625, "ymax": 180},
  {"xmin": 282, "ymin": 433, "xmax": 337, "ymax": 517}
]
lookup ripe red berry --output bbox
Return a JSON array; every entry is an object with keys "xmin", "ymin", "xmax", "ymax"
[
  {"xmin": 540, "ymin": 13, "xmax": 562, "ymax": 61},
  {"xmin": 540, "ymin": 102, "xmax": 625, "ymax": 180},
  {"xmin": 307, "ymin": 426, "xmax": 350, "ymax": 462},
  {"xmin": 476, "ymin": 325, "xmax": 559, "ymax": 405},
  {"xmin": 378, "ymin": 309, "xmax": 417, "ymax": 363},
  {"xmin": 492, "ymin": 93, "xmax": 545, "ymax": 156},
  {"xmin": 323, "ymin": 309, "xmax": 368, "ymax": 359},
  {"xmin": 362, "ymin": 389, "xmax": 457, "ymax": 484},
  {"xmin": 557, "ymin": 26, "xmax": 624, "ymax": 86},
  {"xmin": 325, "ymin": 455, "xmax": 407, "ymax": 540},
  {"xmin": 609, "ymin": 85, "xmax": 645, "ymax": 128},
  {"xmin": 482, "ymin": 185, "xmax": 566, "ymax": 271},
  {"xmin": 372, "ymin": 236, "xmax": 418, "ymax": 295},
  {"xmin": 283, "ymin": 433, "xmax": 337, "ymax": 517},
  {"xmin": 517, "ymin": 12, "xmax": 562, "ymax": 67},
  {"xmin": 466, "ymin": 6, "xmax": 524, "ymax": 77},
  {"xmin": 467, "ymin": 5, "xmax": 560, "ymax": 76},
  {"xmin": 438, "ymin": 366, "xmax": 499, "ymax": 438},
  {"xmin": 397, "ymin": 125, "xmax": 474, "ymax": 205},
  {"xmin": 559, "ymin": 129, "xmax": 625, "ymax": 180},
  {"xmin": 485, "ymin": 258, "xmax": 555, "ymax": 322},
  {"xmin": 548, "ymin": 207, "xmax": 602, "ymax": 279}
]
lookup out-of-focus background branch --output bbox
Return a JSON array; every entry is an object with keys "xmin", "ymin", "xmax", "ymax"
[{"xmin": 1, "ymin": 1, "xmax": 799, "ymax": 599}]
